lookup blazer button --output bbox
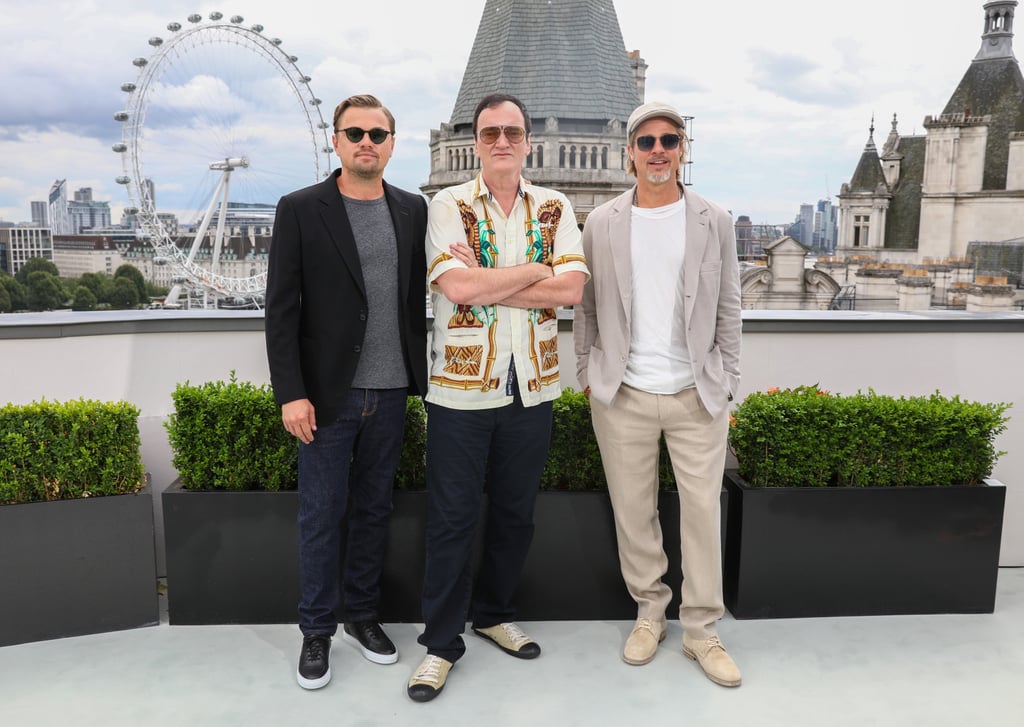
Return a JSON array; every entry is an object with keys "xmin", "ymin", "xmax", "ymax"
[
  {"xmin": 360, "ymin": 313, "xmax": 367, "ymax": 321},
  {"xmin": 353, "ymin": 345, "xmax": 362, "ymax": 353}
]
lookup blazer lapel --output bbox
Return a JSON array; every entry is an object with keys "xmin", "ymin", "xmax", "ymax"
[
  {"xmin": 608, "ymin": 187, "xmax": 635, "ymax": 323},
  {"xmin": 683, "ymin": 189, "xmax": 708, "ymax": 322},
  {"xmin": 318, "ymin": 176, "xmax": 366, "ymax": 298},
  {"xmin": 384, "ymin": 181, "xmax": 412, "ymax": 298}
]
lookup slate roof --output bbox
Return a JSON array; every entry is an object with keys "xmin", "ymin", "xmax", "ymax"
[
  {"xmin": 848, "ymin": 131, "xmax": 887, "ymax": 192},
  {"xmin": 884, "ymin": 135, "xmax": 925, "ymax": 250},
  {"xmin": 942, "ymin": 57, "xmax": 1024, "ymax": 190},
  {"xmin": 448, "ymin": 0, "xmax": 641, "ymax": 129}
]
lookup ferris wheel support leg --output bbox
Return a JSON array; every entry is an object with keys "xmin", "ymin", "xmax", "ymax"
[
  {"xmin": 210, "ymin": 172, "xmax": 232, "ymax": 276},
  {"xmin": 188, "ymin": 170, "xmax": 231, "ymax": 265},
  {"xmin": 165, "ymin": 283, "xmax": 184, "ymax": 308}
]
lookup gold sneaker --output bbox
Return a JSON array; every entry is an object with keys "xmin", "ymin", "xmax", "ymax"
[
  {"xmin": 682, "ymin": 633, "xmax": 742, "ymax": 687},
  {"xmin": 623, "ymin": 617, "xmax": 666, "ymax": 665},
  {"xmin": 472, "ymin": 622, "xmax": 541, "ymax": 659},
  {"xmin": 407, "ymin": 655, "xmax": 453, "ymax": 702}
]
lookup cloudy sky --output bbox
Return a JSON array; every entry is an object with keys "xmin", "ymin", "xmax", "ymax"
[{"xmin": 0, "ymin": 0, "xmax": 989, "ymax": 227}]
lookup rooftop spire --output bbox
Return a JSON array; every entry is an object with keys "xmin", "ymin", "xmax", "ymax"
[{"xmin": 974, "ymin": 1, "xmax": 1017, "ymax": 61}]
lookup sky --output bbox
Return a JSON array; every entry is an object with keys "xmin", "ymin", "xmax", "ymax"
[{"xmin": 0, "ymin": 0, "xmax": 990, "ymax": 227}]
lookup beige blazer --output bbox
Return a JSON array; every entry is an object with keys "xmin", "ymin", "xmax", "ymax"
[{"xmin": 573, "ymin": 184, "xmax": 741, "ymax": 419}]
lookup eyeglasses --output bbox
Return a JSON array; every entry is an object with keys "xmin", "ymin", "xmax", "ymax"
[
  {"xmin": 477, "ymin": 125, "xmax": 526, "ymax": 144},
  {"xmin": 634, "ymin": 134, "xmax": 682, "ymax": 152},
  {"xmin": 336, "ymin": 127, "xmax": 393, "ymax": 144}
]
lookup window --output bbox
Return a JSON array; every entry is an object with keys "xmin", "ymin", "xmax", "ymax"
[
  {"xmin": 537, "ymin": 145, "xmax": 543, "ymax": 168},
  {"xmin": 853, "ymin": 215, "xmax": 870, "ymax": 247}
]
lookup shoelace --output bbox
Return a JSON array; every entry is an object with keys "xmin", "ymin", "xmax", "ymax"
[
  {"xmin": 703, "ymin": 635, "xmax": 725, "ymax": 653},
  {"xmin": 500, "ymin": 622, "xmax": 531, "ymax": 647},
  {"xmin": 413, "ymin": 656, "xmax": 446, "ymax": 684},
  {"xmin": 305, "ymin": 638, "xmax": 327, "ymax": 661},
  {"xmin": 635, "ymin": 618, "xmax": 656, "ymax": 633}
]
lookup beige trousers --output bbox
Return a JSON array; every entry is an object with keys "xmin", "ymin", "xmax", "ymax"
[{"xmin": 590, "ymin": 385, "xmax": 728, "ymax": 639}]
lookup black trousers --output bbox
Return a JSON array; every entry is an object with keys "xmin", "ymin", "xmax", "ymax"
[{"xmin": 418, "ymin": 392, "xmax": 553, "ymax": 662}]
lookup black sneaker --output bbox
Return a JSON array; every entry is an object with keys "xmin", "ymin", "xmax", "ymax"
[
  {"xmin": 297, "ymin": 635, "xmax": 331, "ymax": 689},
  {"xmin": 343, "ymin": 621, "xmax": 398, "ymax": 664}
]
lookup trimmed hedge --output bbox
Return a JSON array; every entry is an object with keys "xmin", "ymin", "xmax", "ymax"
[
  {"xmin": 0, "ymin": 399, "xmax": 145, "ymax": 504},
  {"xmin": 163, "ymin": 379, "xmax": 681, "ymax": 492},
  {"xmin": 165, "ymin": 374, "xmax": 297, "ymax": 491},
  {"xmin": 729, "ymin": 385, "xmax": 1011, "ymax": 488}
]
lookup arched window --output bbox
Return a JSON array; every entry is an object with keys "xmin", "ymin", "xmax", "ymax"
[
  {"xmin": 570, "ymin": 145, "xmax": 577, "ymax": 168},
  {"xmin": 526, "ymin": 150, "xmax": 533, "ymax": 167},
  {"xmin": 461, "ymin": 149, "xmax": 468, "ymax": 171},
  {"xmin": 601, "ymin": 146, "xmax": 608, "ymax": 169},
  {"xmin": 591, "ymin": 147, "xmax": 598, "ymax": 168},
  {"xmin": 560, "ymin": 145, "xmax": 566, "ymax": 168},
  {"xmin": 580, "ymin": 146, "xmax": 587, "ymax": 169},
  {"xmin": 447, "ymin": 149, "xmax": 453, "ymax": 172},
  {"xmin": 537, "ymin": 145, "xmax": 544, "ymax": 168}
]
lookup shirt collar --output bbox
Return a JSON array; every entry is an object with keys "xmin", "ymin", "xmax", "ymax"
[{"xmin": 473, "ymin": 173, "xmax": 531, "ymax": 206}]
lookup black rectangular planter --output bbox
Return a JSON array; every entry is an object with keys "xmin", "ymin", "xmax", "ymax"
[
  {"xmin": 162, "ymin": 481, "xmax": 301, "ymax": 625},
  {"xmin": 163, "ymin": 481, "xmax": 723, "ymax": 624},
  {"xmin": 0, "ymin": 489, "xmax": 159, "ymax": 647},
  {"xmin": 722, "ymin": 469, "xmax": 1006, "ymax": 619}
]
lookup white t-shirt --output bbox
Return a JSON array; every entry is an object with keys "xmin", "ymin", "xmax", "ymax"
[{"xmin": 622, "ymin": 196, "xmax": 696, "ymax": 394}]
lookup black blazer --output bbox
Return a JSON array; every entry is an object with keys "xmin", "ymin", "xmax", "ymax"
[{"xmin": 264, "ymin": 169, "xmax": 428, "ymax": 425}]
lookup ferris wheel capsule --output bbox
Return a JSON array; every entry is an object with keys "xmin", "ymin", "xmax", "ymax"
[
  {"xmin": 116, "ymin": 176, "xmax": 131, "ymax": 185},
  {"xmin": 133, "ymin": 57, "xmax": 148, "ymax": 67},
  {"xmin": 121, "ymin": 83, "xmax": 136, "ymax": 92},
  {"xmin": 209, "ymin": 12, "xmax": 223, "ymax": 21},
  {"xmin": 148, "ymin": 37, "xmax": 163, "ymax": 47},
  {"xmin": 112, "ymin": 142, "xmax": 127, "ymax": 152},
  {"xmin": 114, "ymin": 111, "xmax": 129, "ymax": 121},
  {"xmin": 187, "ymin": 14, "xmax": 201, "ymax": 23},
  {"xmin": 251, "ymin": 24, "xmax": 263, "ymax": 33},
  {"xmin": 230, "ymin": 16, "xmax": 243, "ymax": 24},
  {"xmin": 167, "ymin": 22, "xmax": 182, "ymax": 32}
]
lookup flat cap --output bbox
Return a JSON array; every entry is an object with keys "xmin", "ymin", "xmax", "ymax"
[{"xmin": 626, "ymin": 101, "xmax": 686, "ymax": 140}]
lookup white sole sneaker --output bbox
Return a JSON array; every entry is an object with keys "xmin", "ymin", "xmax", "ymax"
[
  {"xmin": 296, "ymin": 665, "xmax": 331, "ymax": 690},
  {"xmin": 342, "ymin": 630, "xmax": 398, "ymax": 665}
]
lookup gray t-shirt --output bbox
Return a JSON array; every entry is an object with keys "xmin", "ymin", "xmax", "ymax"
[{"xmin": 342, "ymin": 194, "xmax": 408, "ymax": 389}]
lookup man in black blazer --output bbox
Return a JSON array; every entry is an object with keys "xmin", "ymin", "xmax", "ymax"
[{"xmin": 265, "ymin": 94, "xmax": 427, "ymax": 691}]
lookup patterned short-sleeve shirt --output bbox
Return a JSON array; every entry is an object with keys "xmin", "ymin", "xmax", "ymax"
[{"xmin": 426, "ymin": 174, "xmax": 590, "ymax": 410}]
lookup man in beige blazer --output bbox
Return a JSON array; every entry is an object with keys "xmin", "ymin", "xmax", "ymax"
[{"xmin": 573, "ymin": 101, "xmax": 742, "ymax": 687}]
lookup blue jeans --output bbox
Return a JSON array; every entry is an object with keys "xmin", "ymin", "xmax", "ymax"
[
  {"xmin": 297, "ymin": 387, "xmax": 407, "ymax": 636},
  {"xmin": 418, "ymin": 392, "xmax": 553, "ymax": 662}
]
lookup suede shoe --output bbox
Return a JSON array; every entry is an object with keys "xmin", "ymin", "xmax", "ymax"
[
  {"xmin": 296, "ymin": 635, "xmax": 331, "ymax": 690},
  {"xmin": 407, "ymin": 655, "xmax": 453, "ymax": 702},
  {"xmin": 473, "ymin": 622, "xmax": 541, "ymax": 659},
  {"xmin": 343, "ymin": 621, "xmax": 398, "ymax": 665},
  {"xmin": 623, "ymin": 617, "xmax": 666, "ymax": 666},
  {"xmin": 682, "ymin": 633, "xmax": 742, "ymax": 687}
]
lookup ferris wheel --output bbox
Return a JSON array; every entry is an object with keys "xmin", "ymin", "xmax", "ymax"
[{"xmin": 113, "ymin": 12, "xmax": 333, "ymax": 307}]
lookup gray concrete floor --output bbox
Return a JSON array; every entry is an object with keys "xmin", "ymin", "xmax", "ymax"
[{"xmin": 1, "ymin": 569, "xmax": 1022, "ymax": 727}]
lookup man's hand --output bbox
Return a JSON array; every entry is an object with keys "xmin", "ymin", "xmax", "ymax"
[
  {"xmin": 282, "ymin": 398, "xmax": 317, "ymax": 444},
  {"xmin": 449, "ymin": 242, "xmax": 480, "ymax": 268}
]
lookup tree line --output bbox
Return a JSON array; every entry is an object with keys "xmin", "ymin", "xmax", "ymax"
[{"xmin": 0, "ymin": 257, "xmax": 168, "ymax": 313}]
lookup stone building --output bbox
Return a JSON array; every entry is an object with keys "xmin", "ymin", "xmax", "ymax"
[
  {"xmin": 836, "ymin": 1, "xmax": 1024, "ymax": 268},
  {"xmin": 420, "ymin": 0, "xmax": 650, "ymax": 222}
]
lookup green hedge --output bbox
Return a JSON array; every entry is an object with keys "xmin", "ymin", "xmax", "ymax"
[
  {"xmin": 728, "ymin": 385, "xmax": 1011, "ymax": 488},
  {"xmin": 0, "ymin": 399, "xmax": 145, "ymax": 504},
  {"xmin": 165, "ymin": 374, "xmax": 297, "ymax": 491},
  {"xmin": 163, "ymin": 380, "xmax": 679, "ymax": 492}
]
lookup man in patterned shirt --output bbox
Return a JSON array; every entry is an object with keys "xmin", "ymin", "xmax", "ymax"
[{"xmin": 407, "ymin": 93, "xmax": 589, "ymax": 702}]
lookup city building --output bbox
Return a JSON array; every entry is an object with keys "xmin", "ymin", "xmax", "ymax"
[
  {"xmin": 47, "ymin": 179, "xmax": 71, "ymax": 236},
  {"xmin": 837, "ymin": 1, "xmax": 1023, "ymax": 267},
  {"xmin": 68, "ymin": 191, "xmax": 112, "ymax": 235},
  {"xmin": 30, "ymin": 201, "xmax": 48, "ymax": 228},
  {"xmin": 51, "ymin": 234, "xmax": 128, "ymax": 278},
  {"xmin": 0, "ymin": 226, "xmax": 54, "ymax": 276},
  {"xmin": 420, "ymin": 0, "xmax": 650, "ymax": 220}
]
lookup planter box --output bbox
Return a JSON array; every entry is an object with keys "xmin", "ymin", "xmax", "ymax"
[
  {"xmin": 162, "ymin": 481, "xmax": 301, "ymax": 625},
  {"xmin": 722, "ymin": 469, "xmax": 1006, "ymax": 619},
  {"xmin": 163, "ymin": 483, "xmax": 723, "ymax": 623},
  {"xmin": 0, "ymin": 488, "xmax": 159, "ymax": 646}
]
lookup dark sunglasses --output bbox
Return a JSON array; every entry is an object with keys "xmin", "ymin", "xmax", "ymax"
[
  {"xmin": 477, "ymin": 125, "xmax": 526, "ymax": 144},
  {"xmin": 635, "ymin": 134, "xmax": 682, "ymax": 152},
  {"xmin": 337, "ymin": 127, "xmax": 393, "ymax": 144}
]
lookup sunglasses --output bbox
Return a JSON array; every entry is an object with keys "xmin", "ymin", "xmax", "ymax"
[
  {"xmin": 337, "ymin": 127, "xmax": 393, "ymax": 144},
  {"xmin": 477, "ymin": 125, "xmax": 526, "ymax": 144},
  {"xmin": 635, "ymin": 134, "xmax": 682, "ymax": 152}
]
